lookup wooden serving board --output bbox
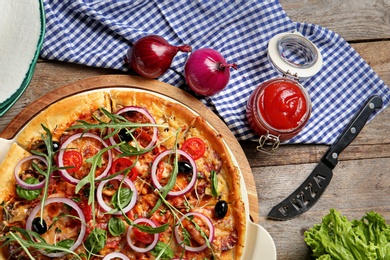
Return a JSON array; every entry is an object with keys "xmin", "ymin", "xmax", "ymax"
[{"xmin": 0, "ymin": 75, "xmax": 259, "ymax": 222}]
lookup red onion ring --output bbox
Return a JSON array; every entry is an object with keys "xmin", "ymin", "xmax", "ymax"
[
  {"xmin": 126, "ymin": 218, "xmax": 159, "ymax": 253},
  {"xmin": 96, "ymin": 175, "xmax": 138, "ymax": 215},
  {"xmin": 58, "ymin": 132, "xmax": 112, "ymax": 185},
  {"xmin": 102, "ymin": 252, "xmax": 130, "ymax": 260},
  {"xmin": 174, "ymin": 212, "xmax": 215, "ymax": 252},
  {"xmin": 150, "ymin": 149, "xmax": 197, "ymax": 196},
  {"xmin": 108, "ymin": 106, "xmax": 158, "ymax": 153},
  {"xmin": 14, "ymin": 155, "xmax": 47, "ymax": 190},
  {"xmin": 25, "ymin": 197, "xmax": 86, "ymax": 258}
]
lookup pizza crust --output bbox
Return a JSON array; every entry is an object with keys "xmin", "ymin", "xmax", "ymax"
[
  {"xmin": 189, "ymin": 116, "xmax": 247, "ymax": 258},
  {"xmin": 0, "ymin": 143, "xmax": 31, "ymax": 203},
  {"xmin": 110, "ymin": 89, "xmax": 199, "ymax": 123},
  {"xmin": 110, "ymin": 89, "xmax": 199, "ymax": 148},
  {"xmin": 16, "ymin": 91, "xmax": 111, "ymax": 149}
]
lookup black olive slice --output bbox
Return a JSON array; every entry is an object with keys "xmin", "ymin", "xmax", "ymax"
[
  {"xmin": 178, "ymin": 161, "xmax": 193, "ymax": 174},
  {"xmin": 32, "ymin": 217, "xmax": 47, "ymax": 234},
  {"xmin": 52, "ymin": 141, "xmax": 60, "ymax": 152},
  {"xmin": 118, "ymin": 128, "xmax": 133, "ymax": 142},
  {"xmin": 215, "ymin": 200, "xmax": 228, "ymax": 219}
]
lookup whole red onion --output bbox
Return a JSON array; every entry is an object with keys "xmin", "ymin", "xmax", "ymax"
[
  {"xmin": 126, "ymin": 35, "xmax": 192, "ymax": 78},
  {"xmin": 184, "ymin": 48, "xmax": 237, "ymax": 96}
]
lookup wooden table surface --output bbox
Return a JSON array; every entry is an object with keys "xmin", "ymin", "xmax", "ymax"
[{"xmin": 1, "ymin": 1, "xmax": 389, "ymax": 259}]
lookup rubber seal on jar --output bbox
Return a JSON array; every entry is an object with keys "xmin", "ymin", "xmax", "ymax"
[{"xmin": 267, "ymin": 31, "xmax": 322, "ymax": 79}]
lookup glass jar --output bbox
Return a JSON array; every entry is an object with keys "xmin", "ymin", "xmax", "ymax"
[{"xmin": 246, "ymin": 31, "xmax": 322, "ymax": 153}]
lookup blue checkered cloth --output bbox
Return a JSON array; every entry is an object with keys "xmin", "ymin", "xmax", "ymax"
[{"xmin": 41, "ymin": 0, "xmax": 390, "ymax": 145}]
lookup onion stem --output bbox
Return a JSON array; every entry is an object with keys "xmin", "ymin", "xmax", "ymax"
[
  {"xmin": 218, "ymin": 62, "xmax": 238, "ymax": 70},
  {"xmin": 177, "ymin": 44, "xmax": 192, "ymax": 53}
]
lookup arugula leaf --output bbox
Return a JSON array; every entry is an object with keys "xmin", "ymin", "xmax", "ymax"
[
  {"xmin": 154, "ymin": 191, "xmax": 215, "ymax": 255},
  {"xmin": 31, "ymin": 125, "xmax": 57, "ymax": 225},
  {"xmin": 75, "ymin": 143, "xmax": 118, "ymax": 225},
  {"xmin": 113, "ymin": 181, "xmax": 170, "ymax": 235},
  {"xmin": 304, "ymin": 209, "xmax": 390, "ymax": 260},
  {"xmin": 149, "ymin": 129, "xmax": 181, "ymax": 216},
  {"xmin": 210, "ymin": 170, "xmax": 218, "ymax": 197},
  {"xmin": 0, "ymin": 227, "xmax": 81, "ymax": 259},
  {"xmin": 133, "ymin": 222, "xmax": 169, "ymax": 234},
  {"xmin": 182, "ymin": 227, "xmax": 192, "ymax": 246},
  {"xmin": 68, "ymin": 119, "xmax": 162, "ymax": 133}
]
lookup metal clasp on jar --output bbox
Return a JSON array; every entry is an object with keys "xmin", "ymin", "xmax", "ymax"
[
  {"xmin": 256, "ymin": 131, "xmax": 280, "ymax": 154},
  {"xmin": 282, "ymin": 69, "xmax": 299, "ymax": 82}
]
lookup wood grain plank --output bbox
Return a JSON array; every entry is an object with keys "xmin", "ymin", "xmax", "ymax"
[
  {"xmin": 352, "ymin": 41, "xmax": 390, "ymax": 84},
  {"xmin": 280, "ymin": 0, "xmax": 390, "ymax": 42}
]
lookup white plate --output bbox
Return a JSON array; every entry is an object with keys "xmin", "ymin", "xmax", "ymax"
[
  {"xmin": 0, "ymin": 0, "xmax": 45, "ymax": 116},
  {"xmin": 0, "ymin": 87, "xmax": 277, "ymax": 259}
]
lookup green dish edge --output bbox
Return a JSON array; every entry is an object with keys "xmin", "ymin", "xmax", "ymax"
[{"xmin": 0, "ymin": 0, "xmax": 46, "ymax": 116}]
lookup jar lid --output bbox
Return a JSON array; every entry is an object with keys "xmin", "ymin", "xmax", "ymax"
[{"xmin": 268, "ymin": 31, "xmax": 322, "ymax": 79}]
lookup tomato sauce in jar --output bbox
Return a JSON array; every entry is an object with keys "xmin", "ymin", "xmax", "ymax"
[
  {"xmin": 246, "ymin": 77, "xmax": 311, "ymax": 141},
  {"xmin": 246, "ymin": 31, "xmax": 322, "ymax": 152}
]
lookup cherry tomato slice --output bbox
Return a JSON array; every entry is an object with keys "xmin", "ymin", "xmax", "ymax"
[
  {"xmin": 133, "ymin": 226, "xmax": 154, "ymax": 244},
  {"xmin": 110, "ymin": 158, "xmax": 138, "ymax": 181},
  {"xmin": 181, "ymin": 137, "xmax": 206, "ymax": 160},
  {"xmin": 63, "ymin": 151, "xmax": 83, "ymax": 173}
]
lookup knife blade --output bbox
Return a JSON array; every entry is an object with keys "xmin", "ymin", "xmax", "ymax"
[{"xmin": 267, "ymin": 95, "xmax": 383, "ymax": 220}]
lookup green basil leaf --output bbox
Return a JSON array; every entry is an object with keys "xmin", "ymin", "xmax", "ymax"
[
  {"xmin": 46, "ymin": 239, "xmax": 75, "ymax": 253},
  {"xmin": 108, "ymin": 217, "xmax": 125, "ymax": 237},
  {"xmin": 84, "ymin": 228, "xmax": 106, "ymax": 254},
  {"xmin": 150, "ymin": 241, "xmax": 174, "ymax": 259},
  {"xmin": 211, "ymin": 170, "xmax": 218, "ymax": 197},
  {"xmin": 111, "ymin": 188, "xmax": 132, "ymax": 210},
  {"xmin": 16, "ymin": 177, "xmax": 42, "ymax": 200}
]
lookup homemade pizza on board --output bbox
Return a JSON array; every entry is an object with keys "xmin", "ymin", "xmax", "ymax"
[{"xmin": 0, "ymin": 84, "xmax": 247, "ymax": 259}]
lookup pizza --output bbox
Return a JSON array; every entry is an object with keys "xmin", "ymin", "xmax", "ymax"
[{"xmin": 0, "ymin": 88, "xmax": 246, "ymax": 259}]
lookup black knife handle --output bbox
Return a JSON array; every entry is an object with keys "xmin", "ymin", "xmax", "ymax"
[{"xmin": 323, "ymin": 95, "xmax": 383, "ymax": 168}]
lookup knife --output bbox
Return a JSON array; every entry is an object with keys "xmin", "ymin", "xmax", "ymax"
[{"xmin": 267, "ymin": 95, "xmax": 383, "ymax": 220}]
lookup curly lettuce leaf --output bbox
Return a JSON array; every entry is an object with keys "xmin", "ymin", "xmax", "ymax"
[{"xmin": 304, "ymin": 209, "xmax": 390, "ymax": 260}]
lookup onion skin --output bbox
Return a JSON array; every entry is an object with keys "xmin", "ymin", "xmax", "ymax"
[
  {"xmin": 127, "ymin": 35, "xmax": 192, "ymax": 78},
  {"xmin": 58, "ymin": 132, "xmax": 113, "ymax": 185},
  {"xmin": 14, "ymin": 155, "xmax": 47, "ymax": 190},
  {"xmin": 103, "ymin": 252, "xmax": 130, "ymax": 260},
  {"xmin": 184, "ymin": 48, "xmax": 237, "ymax": 96},
  {"xmin": 127, "ymin": 218, "xmax": 159, "ymax": 253},
  {"xmin": 174, "ymin": 212, "xmax": 215, "ymax": 252},
  {"xmin": 96, "ymin": 175, "xmax": 138, "ymax": 215},
  {"xmin": 150, "ymin": 149, "xmax": 197, "ymax": 197},
  {"xmin": 108, "ymin": 106, "xmax": 158, "ymax": 153},
  {"xmin": 25, "ymin": 197, "xmax": 87, "ymax": 258}
]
